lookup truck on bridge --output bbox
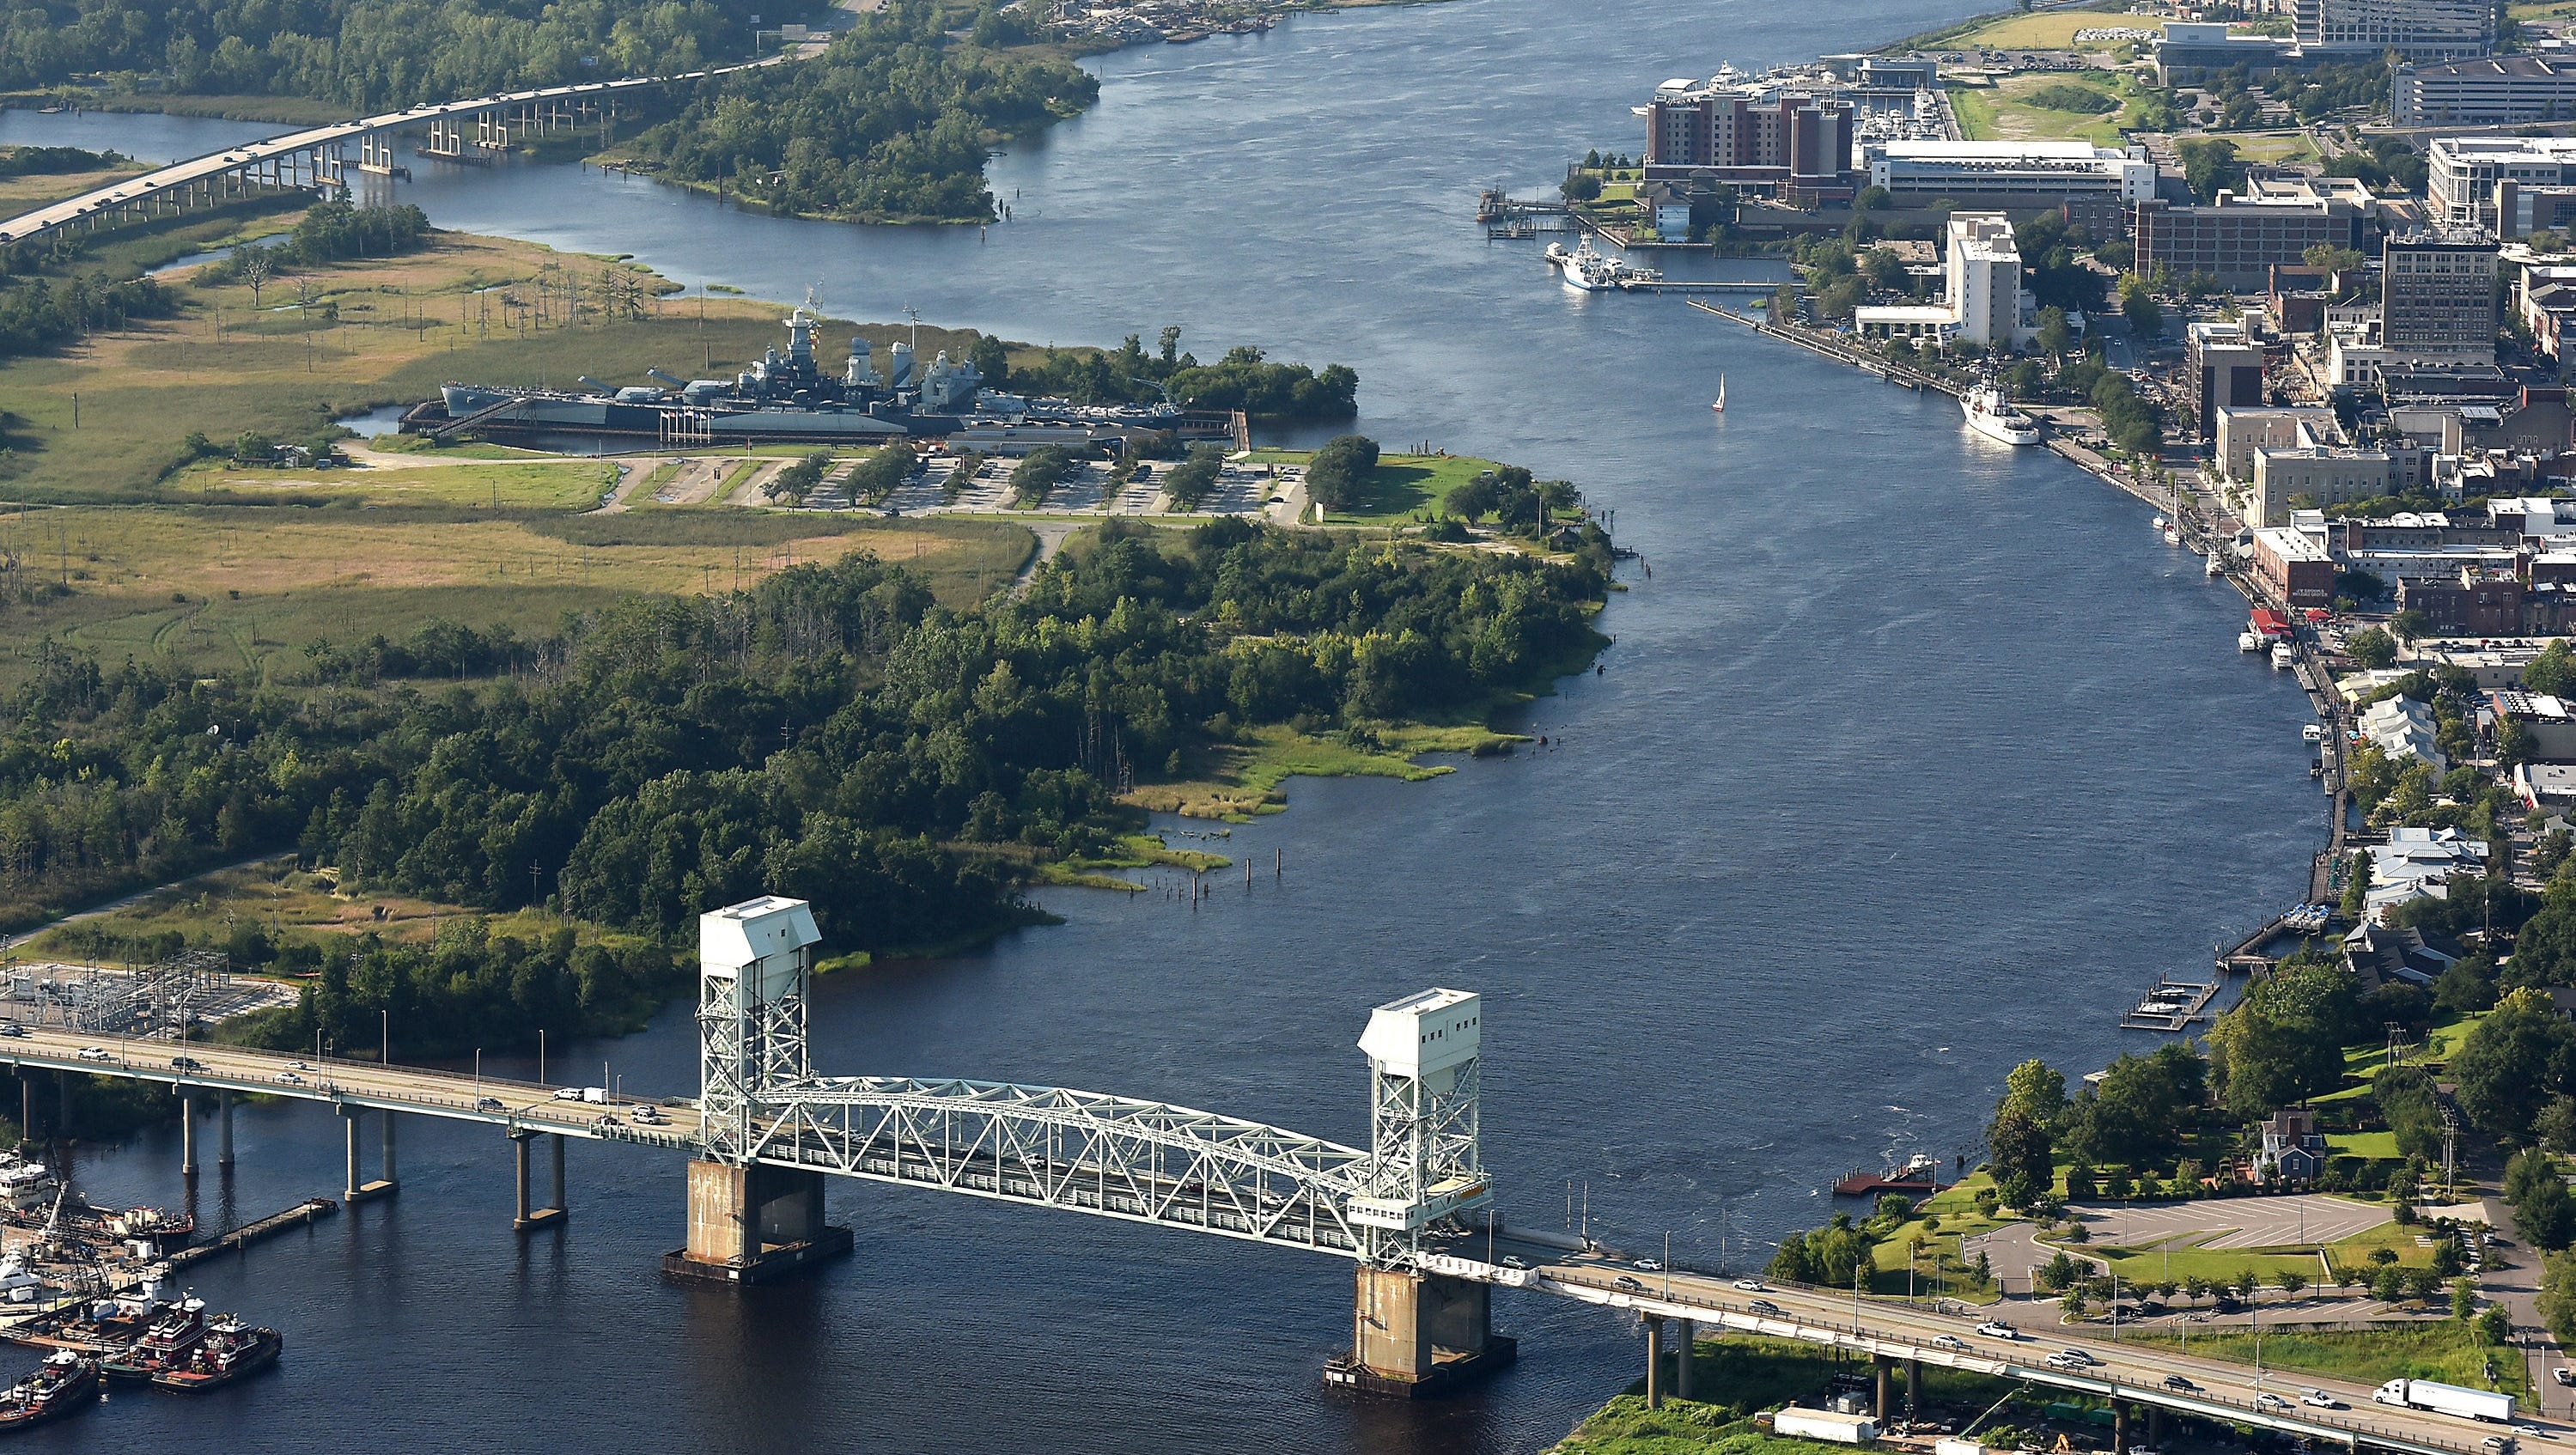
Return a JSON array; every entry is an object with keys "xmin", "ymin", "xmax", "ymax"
[{"xmin": 2375, "ymin": 1380, "xmax": 2515, "ymax": 1423}]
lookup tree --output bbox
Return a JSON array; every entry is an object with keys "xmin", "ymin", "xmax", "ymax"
[
  {"xmin": 2542, "ymin": 1251, "xmax": 2576, "ymax": 1346},
  {"xmin": 2455, "ymin": 989, "xmax": 2576, "ymax": 1142},
  {"xmin": 2119, "ymin": 275, "xmax": 2164, "ymax": 338},
  {"xmin": 2035, "ymin": 306, "xmax": 2073, "ymax": 356},
  {"xmin": 239, "ymin": 246, "xmax": 274, "ymax": 308},
  {"xmin": 969, "ymin": 333, "xmax": 1010, "ymax": 389},
  {"xmin": 1561, "ymin": 172, "xmax": 1601, "ymax": 203},
  {"xmin": 2346, "ymin": 626, "xmax": 2397, "ymax": 669},
  {"xmin": 2480, "ymin": 1304, "xmax": 2514, "ymax": 1344},
  {"xmin": 2177, "ymin": 137, "xmax": 2244, "ymax": 203},
  {"xmin": 2543, "ymin": 1096, "xmax": 2576, "ymax": 1155},
  {"xmin": 1302, "ymin": 435, "xmax": 1379, "ymax": 512},
  {"xmin": 2183, "ymin": 1275, "xmax": 2211, "ymax": 1306},
  {"xmin": 1989, "ymin": 1108, "xmax": 2055, "ymax": 1210},
  {"xmin": 2208, "ymin": 962, "xmax": 2360, "ymax": 1117},
  {"xmin": 2278, "ymin": 1269, "xmax": 2307, "ymax": 1297},
  {"xmin": 1854, "ymin": 184, "xmax": 1891, "ymax": 213},
  {"xmin": 1999, "ymin": 1058, "xmax": 2069, "ymax": 1130},
  {"xmin": 2454, "ymin": 1275, "xmax": 2479, "ymax": 1321},
  {"xmin": 2528, "ymin": 641, "xmax": 2576, "ymax": 697}
]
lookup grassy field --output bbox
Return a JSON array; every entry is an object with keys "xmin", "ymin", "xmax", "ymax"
[
  {"xmin": 1552, "ymin": 1335, "xmax": 2027, "ymax": 1453},
  {"xmin": 0, "ymin": 506, "xmax": 1034, "ymax": 689},
  {"xmin": 0, "ymin": 161, "xmax": 146, "ymax": 214},
  {"xmin": 2126, "ymin": 1323, "xmax": 2530, "ymax": 1401},
  {"xmin": 174, "ymin": 459, "xmax": 627, "ymax": 509},
  {"xmin": 1946, "ymin": 5, "xmax": 2140, "ymax": 50},
  {"xmin": 1247, "ymin": 448, "xmax": 1510, "ymax": 526},
  {"xmin": 1951, "ymin": 70, "xmax": 2154, "ymax": 145},
  {"xmin": 2228, "ymin": 131, "xmax": 2323, "ymax": 166}
]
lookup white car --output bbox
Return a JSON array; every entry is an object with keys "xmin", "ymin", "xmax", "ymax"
[
  {"xmin": 1733, "ymin": 1278, "xmax": 1767, "ymax": 1292},
  {"xmin": 630, "ymin": 1106, "xmax": 666, "ymax": 1125},
  {"xmin": 552, "ymin": 1087, "xmax": 586, "ymax": 1100},
  {"xmin": 76, "ymin": 1046, "xmax": 109, "ymax": 1062},
  {"xmin": 273, "ymin": 1070, "xmax": 304, "ymax": 1086},
  {"xmin": 1976, "ymin": 1322, "xmax": 2018, "ymax": 1340},
  {"xmin": 2256, "ymin": 1393, "xmax": 2290, "ymax": 1413},
  {"xmin": 1500, "ymin": 1255, "xmax": 1528, "ymax": 1269},
  {"xmin": 2303, "ymin": 1391, "xmax": 2341, "ymax": 1409},
  {"xmin": 1932, "ymin": 1335, "xmax": 1971, "ymax": 1352},
  {"xmin": 1633, "ymin": 1259, "xmax": 1662, "ymax": 1273}
]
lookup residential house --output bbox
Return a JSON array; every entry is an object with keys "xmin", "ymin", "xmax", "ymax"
[{"xmin": 2255, "ymin": 1107, "xmax": 2329, "ymax": 1184}]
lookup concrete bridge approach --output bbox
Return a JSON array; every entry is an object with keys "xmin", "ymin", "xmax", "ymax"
[
  {"xmin": 0, "ymin": 64, "xmax": 773, "ymax": 250},
  {"xmin": 0, "ymin": 893, "xmax": 2555, "ymax": 1434}
]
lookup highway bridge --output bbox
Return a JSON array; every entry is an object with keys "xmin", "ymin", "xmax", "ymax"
[
  {"xmin": 1, "ymin": 894, "xmax": 2550, "ymax": 1434},
  {"xmin": 0, "ymin": 65, "xmax": 762, "ymax": 249}
]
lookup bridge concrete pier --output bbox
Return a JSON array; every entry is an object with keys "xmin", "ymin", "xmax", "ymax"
[
  {"xmin": 216, "ymin": 1090, "xmax": 234, "ymax": 1169},
  {"xmin": 511, "ymin": 1130, "xmax": 567, "ymax": 1232},
  {"xmin": 661, "ymin": 1160, "xmax": 851, "ymax": 1284},
  {"xmin": 1907, "ymin": 1356, "xmax": 1921, "ymax": 1416},
  {"xmin": 1644, "ymin": 1315, "xmax": 1666, "ymax": 1408},
  {"xmin": 2113, "ymin": 1398, "xmax": 2130, "ymax": 1455},
  {"xmin": 2148, "ymin": 1406, "xmax": 2167, "ymax": 1450},
  {"xmin": 1677, "ymin": 1318, "xmax": 1695, "ymax": 1401},
  {"xmin": 342, "ymin": 1106, "xmax": 398, "ymax": 1202},
  {"xmin": 1874, "ymin": 1355, "xmax": 1893, "ymax": 1420},
  {"xmin": 1323, "ymin": 1267, "xmax": 1515, "ymax": 1398},
  {"xmin": 179, "ymin": 1093, "xmax": 198, "ymax": 1177}
]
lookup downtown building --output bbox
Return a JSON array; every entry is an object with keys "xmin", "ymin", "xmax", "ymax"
[
  {"xmin": 1860, "ymin": 140, "xmax": 2157, "ymax": 210},
  {"xmin": 1853, "ymin": 212, "xmax": 2033, "ymax": 350},
  {"xmin": 2295, "ymin": 0, "xmax": 2494, "ymax": 60},
  {"xmin": 2429, "ymin": 135, "xmax": 2576, "ymax": 234},
  {"xmin": 1641, "ymin": 77, "xmax": 1858, "ymax": 199},
  {"xmin": 2394, "ymin": 56, "xmax": 2576, "ymax": 126},
  {"xmin": 2133, "ymin": 192, "xmax": 2363, "ymax": 291},
  {"xmin": 2383, "ymin": 228, "xmax": 2500, "ymax": 366}
]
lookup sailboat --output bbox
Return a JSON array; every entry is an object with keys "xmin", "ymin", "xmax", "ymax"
[{"xmin": 1711, "ymin": 375, "xmax": 1726, "ymax": 413}]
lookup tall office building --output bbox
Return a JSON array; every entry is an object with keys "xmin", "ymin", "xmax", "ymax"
[
  {"xmin": 2382, "ymin": 228, "xmax": 2500, "ymax": 364},
  {"xmin": 2296, "ymin": 0, "xmax": 2494, "ymax": 60}
]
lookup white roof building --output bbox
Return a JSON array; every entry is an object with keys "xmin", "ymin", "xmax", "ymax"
[
  {"xmin": 1864, "ymin": 140, "xmax": 2159, "ymax": 204},
  {"xmin": 2359, "ymin": 694, "xmax": 2448, "ymax": 772},
  {"xmin": 2366, "ymin": 825, "xmax": 2488, "ymax": 922}
]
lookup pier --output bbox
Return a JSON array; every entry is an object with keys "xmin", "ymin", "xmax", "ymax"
[
  {"xmin": 164, "ymin": 1198, "xmax": 340, "ymax": 1269},
  {"xmin": 2117, "ymin": 977, "xmax": 2223, "ymax": 1032}
]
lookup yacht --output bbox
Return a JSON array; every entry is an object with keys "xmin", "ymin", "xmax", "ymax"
[
  {"xmin": 2271, "ymin": 642, "xmax": 2297, "ymax": 670},
  {"xmin": 2206, "ymin": 550, "xmax": 2224, "ymax": 577},
  {"xmin": 2238, "ymin": 631, "xmax": 2263, "ymax": 652},
  {"xmin": 1958, "ymin": 385, "xmax": 2039, "ymax": 445}
]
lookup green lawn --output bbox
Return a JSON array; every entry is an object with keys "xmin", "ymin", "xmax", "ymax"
[
  {"xmin": 1246, "ymin": 448, "xmax": 1512, "ymax": 526},
  {"xmin": 2126, "ymin": 1323, "xmax": 2530, "ymax": 1403},
  {"xmin": 1952, "ymin": 70, "xmax": 2161, "ymax": 146},
  {"xmin": 173, "ymin": 459, "xmax": 625, "ymax": 510}
]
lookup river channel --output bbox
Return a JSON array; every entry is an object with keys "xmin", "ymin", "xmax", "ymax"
[{"xmin": 0, "ymin": 0, "xmax": 2325, "ymax": 1449}]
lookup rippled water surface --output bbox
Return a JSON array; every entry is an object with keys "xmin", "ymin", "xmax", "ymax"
[{"xmin": 0, "ymin": 3, "xmax": 2324, "ymax": 1449}]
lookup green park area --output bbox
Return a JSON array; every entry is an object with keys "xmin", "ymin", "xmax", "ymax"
[
  {"xmin": 1951, "ymin": 71, "xmax": 2159, "ymax": 147},
  {"xmin": 2129, "ymin": 1322, "xmax": 2530, "ymax": 1402},
  {"xmin": 1247, "ymin": 447, "xmax": 1519, "ymax": 526}
]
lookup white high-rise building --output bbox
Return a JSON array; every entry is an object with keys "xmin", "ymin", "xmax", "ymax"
[{"xmin": 1946, "ymin": 212, "xmax": 2028, "ymax": 349}]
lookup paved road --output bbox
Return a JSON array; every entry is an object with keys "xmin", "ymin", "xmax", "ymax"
[{"xmin": 1484, "ymin": 1233, "xmax": 2543, "ymax": 1455}]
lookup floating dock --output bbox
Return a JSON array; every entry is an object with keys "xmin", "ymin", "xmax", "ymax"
[
  {"xmin": 166, "ymin": 1198, "xmax": 338, "ymax": 1269},
  {"xmin": 2119, "ymin": 978, "xmax": 2223, "ymax": 1032}
]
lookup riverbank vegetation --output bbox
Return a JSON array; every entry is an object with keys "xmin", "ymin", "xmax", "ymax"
[
  {"xmin": 975, "ymin": 327, "xmax": 1358, "ymax": 420},
  {"xmin": 0, "ymin": 510, "xmax": 1612, "ymax": 1054},
  {"xmin": 0, "ymin": 0, "xmax": 774, "ymax": 111},
  {"xmin": 610, "ymin": 3, "xmax": 1097, "ymax": 224}
]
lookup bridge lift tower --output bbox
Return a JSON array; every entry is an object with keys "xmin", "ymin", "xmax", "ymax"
[
  {"xmin": 1331, "ymin": 989, "xmax": 1514, "ymax": 1395},
  {"xmin": 666, "ymin": 896, "xmax": 853, "ymax": 1282}
]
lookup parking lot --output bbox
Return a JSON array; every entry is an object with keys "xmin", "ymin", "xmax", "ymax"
[{"xmin": 2070, "ymin": 1194, "xmax": 2392, "ymax": 1250}]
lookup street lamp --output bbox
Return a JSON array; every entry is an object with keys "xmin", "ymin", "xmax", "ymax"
[
  {"xmin": 380, "ymin": 1009, "xmax": 388, "ymax": 1066},
  {"xmin": 538, "ymin": 1029, "xmax": 546, "ymax": 1085}
]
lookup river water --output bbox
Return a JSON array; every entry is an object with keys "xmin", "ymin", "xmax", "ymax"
[{"xmin": 0, "ymin": 2, "xmax": 2325, "ymax": 1450}]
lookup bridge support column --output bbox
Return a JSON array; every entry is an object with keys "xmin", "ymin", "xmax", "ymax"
[
  {"xmin": 1906, "ymin": 1357, "xmax": 1921, "ymax": 1417},
  {"xmin": 1323, "ymin": 1266, "xmax": 1515, "ymax": 1397},
  {"xmin": 2148, "ymin": 1406, "xmax": 2167, "ymax": 1451},
  {"xmin": 216, "ymin": 1090, "xmax": 234, "ymax": 1169},
  {"xmin": 661, "ymin": 1160, "xmax": 850, "ymax": 1285},
  {"xmin": 2112, "ymin": 1398, "xmax": 2130, "ymax": 1455},
  {"xmin": 511, "ymin": 1130, "xmax": 567, "ymax": 1231},
  {"xmin": 342, "ymin": 1106, "xmax": 397, "ymax": 1202},
  {"xmin": 1677, "ymin": 1318, "xmax": 1695, "ymax": 1401},
  {"xmin": 179, "ymin": 1093, "xmax": 197, "ymax": 1178},
  {"xmin": 1644, "ymin": 1316, "xmax": 1666, "ymax": 1409},
  {"xmin": 1873, "ymin": 1355, "xmax": 1893, "ymax": 1422}
]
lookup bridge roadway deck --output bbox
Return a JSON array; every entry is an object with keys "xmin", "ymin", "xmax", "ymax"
[
  {"xmin": 0, "ymin": 66, "xmax": 760, "ymax": 247},
  {"xmin": 0, "ymin": 1023, "xmax": 2538, "ymax": 1448},
  {"xmin": 1465, "ymin": 1233, "xmax": 2530, "ymax": 1455},
  {"xmin": 0, "ymin": 1025, "xmax": 703, "ymax": 1149}
]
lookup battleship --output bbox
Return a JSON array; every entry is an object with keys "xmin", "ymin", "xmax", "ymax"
[{"xmin": 406, "ymin": 310, "xmax": 1232, "ymax": 452}]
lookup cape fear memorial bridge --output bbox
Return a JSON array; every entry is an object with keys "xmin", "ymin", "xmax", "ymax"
[{"xmin": 0, "ymin": 897, "xmax": 2544, "ymax": 1438}]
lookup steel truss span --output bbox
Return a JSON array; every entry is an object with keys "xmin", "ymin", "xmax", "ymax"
[{"xmin": 748, "ymin": 1077, "xmax": 1375, "ymax": 1256}]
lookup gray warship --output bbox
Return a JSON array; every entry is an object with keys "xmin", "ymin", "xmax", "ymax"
[{"xmin": 416, "ymin": 310, "xmax": 1204, "ymax": 452}]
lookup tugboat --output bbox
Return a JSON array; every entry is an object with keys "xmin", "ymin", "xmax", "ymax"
[
  {"xmin": 102, "ymin": 1295, "xmax": 206, "ymax": 1381},
  {"xmin": 0, "ymin": 1350, "xmax": 100, "ymax": 1433},
  {"xmin": 148, "ymin": 1315, "xmax": 281, "ymax": 1392}
]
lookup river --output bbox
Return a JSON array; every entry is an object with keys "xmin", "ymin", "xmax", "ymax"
[{"xmin": 0, "ymin": 1, "xmax": 2324, "ymax": 1450}]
